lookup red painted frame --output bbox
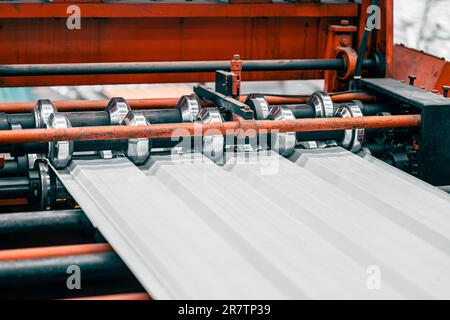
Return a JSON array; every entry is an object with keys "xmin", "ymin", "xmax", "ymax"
[{"xmin": 0, "ymin": 1, "xmax": 392, "ymax": 87}]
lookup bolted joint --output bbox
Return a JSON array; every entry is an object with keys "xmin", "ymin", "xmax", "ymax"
[
  {"xmin": 122, "ymin": 112, "xmax": 151, "ymax": 165},
  {"xmin": 34, "ymin": 99, "xmax": 57, "ymax": 128},
  {"xmin": 47, "ymin": 113, "xmax": 73, "ymax": 169},
  {"xmin": 106, "ymin": 97, "xmax": 131, "ymax": 125}
]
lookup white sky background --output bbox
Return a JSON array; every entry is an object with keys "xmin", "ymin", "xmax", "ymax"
[{"xmin": 394, "ymin": 0, "xmax": 450, "ymax": 59}]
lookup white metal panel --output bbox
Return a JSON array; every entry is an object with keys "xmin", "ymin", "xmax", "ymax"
[
  {"xmin": 288, "ymin": 147, "xmax": 450, "ymax": 299},
  {"xmin": 55, "ymin": 148, "xmax": 450, "ymax": 299},
  {"xmin": 55, "ymin": 157, "xmax": 287, "ymax": 299}
]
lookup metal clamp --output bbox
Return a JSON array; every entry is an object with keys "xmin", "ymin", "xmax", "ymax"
[
  {"xmin": 308, "ymin": 91, "xmax": 334, "ymax": 118},
  {"xmin": 34, "ymin": 99, "xmax": 57, "ymax": 128},
  {"xmin": 197, "ymin": 107, "xmax": 224, "ymax": 163},
  {"xmin": 334, "ymin": 101, "xmax": 364, "ymax": 152},
  {"xmin": 106, "ymin": 97, "xmax": 131, "ymax": 125},
  {"xmin": 122, "ymin": 111, "xmax": 151, "ymax": 165},
  {"xmin": 268, "ymin": 106, "xmax": 296, "ymax": 157},
  {"xmin": 245, "ymin": 94, "xmax": 270, "ymax": 120},
  {"xmin": 194, "ymin": 85, "xmax": 254, "ymax": 119},
  {"xmin": 47, "ymin": 113, "xmax": 74, "ymax": 169},
  {"xmin": 176, "ymin": 95, "xmax": 201, "ymax": 122}
]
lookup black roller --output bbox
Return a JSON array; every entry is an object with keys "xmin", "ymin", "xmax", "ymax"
[
  {"xmin": 0, "ymin": 209, "xmax": 88, "ymax": 235},
  {"xmin": 286, "ymin": 103, "xmax": 388, "ymax": 120},
  {"xmin": 0, "ymin": 158, "xmax": 28, "ymax": 178},
  {"xmin": 287, "ymin": 104, "xmax": 316, "ymax": 118},
  {"xmin": 64, "ymin": 111, "xmax": 110, "ymax": 127},
  {"xmin": 367, "ymin": 143, "xmax": 390, "ymax": 157},
  {"xmin": 0, "ymin": 252, "xmax": 132, "ymax": 288},
  {"xmin": 143, "ymin": 109, "xmax": 182, "ymax": 124},
  {"xmin": 6, "ymin": 113, "xmax": 35, "ymax": 129},
  {"xmin": 296, "ymin": 131, "xmax": 345, "ymax": 142},
  {"xmin": 0, "ymin": 177, "xmax": 30, "ymax": 199}
]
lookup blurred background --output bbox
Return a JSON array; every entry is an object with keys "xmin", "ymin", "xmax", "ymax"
[{"xmin": 394, "ymin": 0, "xmax": 450, "ymax": 60}]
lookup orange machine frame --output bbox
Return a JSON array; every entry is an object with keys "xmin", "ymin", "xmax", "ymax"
[{"xmin": 0, "ymin": 0, "xmax": 393, "ymax": 87}]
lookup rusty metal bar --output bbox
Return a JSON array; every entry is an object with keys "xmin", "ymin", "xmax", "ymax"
[
  {"xmin": 0, "ymin": 115, "xmax": 421, "ymax": 144},
  {"xmin": 0, "ymin": 244, "xmax": 113, "ymax": 262},
  {"xmin": 0, "ymin": 198, "xmax": 28, "ymax": 206},
  {"xmin": 0, "ymin": 92, "xmax": 376, "ymax": 113}
]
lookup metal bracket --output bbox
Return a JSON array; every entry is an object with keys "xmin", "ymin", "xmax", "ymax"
[{"xmin": 193, "ymin": 85, "xmax": 254, "ymax": 119}]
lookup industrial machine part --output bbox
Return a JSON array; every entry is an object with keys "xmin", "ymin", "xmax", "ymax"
[
  {"xmin": 106, "ymin": 98, "xmax": 132, "ymax": 126},
  {"xmin": 268, "ymin": 106, "xmax": 296, "ymax": 157},
  {"xmin": 34, "ymin": 100, "xmax": 57, "ymax": 129},
  {"xmin": 334, "ymin": 102, "xmax": 364, "ymax": 153},
  {"xmin": 122, "ymin": 112, "xmax": 152, "ymax": 165},
  {"xmin": 196, "ymin": 107, "xmax": 225, "ymax": 163},
  {"xmin": 47, "ymin": 113, "xmax": 74, "ymax": 169},
  {"xmin": 176, "ymin": 95, "xmax": 201, "ymax": 123}
]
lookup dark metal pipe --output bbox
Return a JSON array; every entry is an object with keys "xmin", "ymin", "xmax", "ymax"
[
  {"xmin": 288, "ymin": 103, "xmax": 389, "ymax": 119},
  {"xmin": 6, "ymin": 113, "xmax": 35, "ymax": 129},
  {"xmin": 296, "ymin": 131, "xmax": 344, "ymax": 142},
  {"xmin": 142, "ymin": 109, "xmax": 182, "ymax": 124},
  {"xmin": 0, "ymin": 59, "xmax": 375, "ymax": 77},
  {"xmin": 64, "ymin": 111, "xmax": 110, "ymax": 127},
  {"xmin": 287, "ymin": 104, "xmax": 315, "ymax": 119},
  {"xmin": 1, "ymin": 109, "xmax": 183, "ymax": 132},
  {"xmin": 0, "ymin": 209, "xmax": 86, "ymax": 235},
  {"xmin": 0, "ymin": 252, "xmax": 131, "ymax": 288},
  {"xmin": 0, "ymin": 159, "xmax": 27, "ymax": 177},
  {"xmin": 0, "ymin": 177, "xmax": 30, "ymax": 199}
]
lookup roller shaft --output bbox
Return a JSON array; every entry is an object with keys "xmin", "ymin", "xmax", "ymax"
[{"xmin": 0, "ymin": 58, "xmax": 374, "ymax": 77}]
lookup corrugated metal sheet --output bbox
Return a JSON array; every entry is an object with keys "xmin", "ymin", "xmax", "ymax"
[{"xmin": 54, "ymin": 149, "xmax": 450, "ymax": 299}]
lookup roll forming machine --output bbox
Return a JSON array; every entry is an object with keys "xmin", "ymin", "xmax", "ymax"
[{"xmin": 0, "ymin": 0, "xmax": 449, "ymax": 300}]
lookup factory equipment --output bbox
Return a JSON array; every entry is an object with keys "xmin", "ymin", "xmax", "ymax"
[{"xmin": 0, "ymin": 0, "xmax": 449, "ymax": 300}]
